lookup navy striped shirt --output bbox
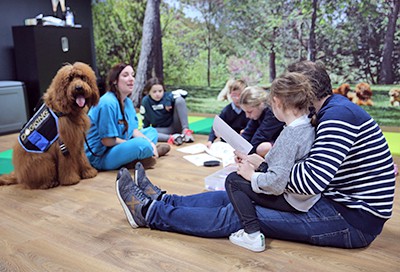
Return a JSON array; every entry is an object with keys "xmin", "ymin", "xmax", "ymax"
[{"xmin": 288, "ymin": 95, "xmax": 395, "ymax": 234}]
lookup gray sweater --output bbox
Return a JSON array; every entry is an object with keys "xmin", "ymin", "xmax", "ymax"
[{"xmin": 251, "ymin": 115, "xmax": 320, "ymax": 212}]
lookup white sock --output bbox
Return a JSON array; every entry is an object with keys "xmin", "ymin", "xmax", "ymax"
[{"xmin": 248, "ymin": 231, "xmax": 261, "ymax": 238}]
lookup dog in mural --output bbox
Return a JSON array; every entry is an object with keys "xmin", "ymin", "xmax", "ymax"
[
  {"xmin": 332, "ymin": 83, "xmax": 356, "ymax": 101},
  {"xmin": 389, "ymin": 88, "xmax": 400, "ymax": 107},
  {"xmin": 0, "ymin": 62, "xmax": 100, "ymax": 189},
  {"xmin": 352, "ymin": 82, "xmax": 374, "ymax": 106}
]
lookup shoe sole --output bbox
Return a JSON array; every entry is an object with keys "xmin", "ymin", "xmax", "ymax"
[
  {"xmin": 229, "ymin": 236, "xmax": 265, "ymax": 252},
  {"xmin": 115, "ymin": 179, "xmax": 139, "ymax": 228},
  {"xmin": 156, "ymin": 144, "xmax": 171, "ymax": 157}
]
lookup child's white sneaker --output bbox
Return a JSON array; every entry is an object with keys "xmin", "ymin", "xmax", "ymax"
[{"xmin": 229, "ymin": 229, "xmax": 265, "ymax": 252}]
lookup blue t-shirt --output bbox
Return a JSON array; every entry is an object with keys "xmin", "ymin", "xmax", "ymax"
[{"xmin": 85, "ymin": 92, "xmax": 138, "ymax": 164}]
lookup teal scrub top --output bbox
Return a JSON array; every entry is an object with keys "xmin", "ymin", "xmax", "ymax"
[{"xmin": 85, "ymin": 92, "xmax": 138, "ymax": 164}]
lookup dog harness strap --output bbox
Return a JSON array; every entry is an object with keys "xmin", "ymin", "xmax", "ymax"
[
  {"xmin": 58, "ymin": 138, "xmax": 69, "ymax": 156},
  {"xmin": 18, "ymin": 104, "xmax": 60, "ymax": 153}
]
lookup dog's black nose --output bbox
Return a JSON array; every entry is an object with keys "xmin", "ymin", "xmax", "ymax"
[{"xmin": 75, "ymin": 85, "xmax": 83, "ymax": 92}]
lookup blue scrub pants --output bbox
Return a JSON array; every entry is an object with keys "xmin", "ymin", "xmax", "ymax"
[{"xmin": 98, "ymin": 127, "xmax": 158, "ymax": 170}]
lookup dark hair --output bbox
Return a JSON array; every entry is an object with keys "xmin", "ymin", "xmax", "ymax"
[
  {"xmin": 107, "ymin": 62, "xmax": 131, "ymax": 134},
  {"xmin": 143, "ymin": 77, "xmax": 165, "ymax": 96},
  {"xmin": 286, "ymin": 60, "xmax": 332, "ymax": 100}
]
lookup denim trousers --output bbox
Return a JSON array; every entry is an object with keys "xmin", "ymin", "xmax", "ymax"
[{"xmin": 146, "ymin": 191, "xmax": 377, "ymax": 248}]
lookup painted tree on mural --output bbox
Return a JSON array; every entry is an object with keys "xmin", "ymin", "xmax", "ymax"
[
  {"xmin": 92, "ymin": 0, "xmax": 400, "ymax": 87},
  {"xmin": 379, "ymin": 0, "xmax": 400, "ymax": 84},
  {"xmin": 92, "ymin": 0, "xmax": 146, "ymax": 84},
  {"xmin": 132, "ymin": 0, "xmax": 163, "ymax": 107},
  {"xmin": 180, "ymin": 0, "xmax": 225, "ymax": 87}
]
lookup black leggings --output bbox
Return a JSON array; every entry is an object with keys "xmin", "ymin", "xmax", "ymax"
[{"xmin": 225, "ymin": 172, "xmax": 297, "ymax": 234}]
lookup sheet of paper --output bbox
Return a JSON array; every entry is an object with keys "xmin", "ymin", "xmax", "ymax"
[
  {"xmin": 177, "ymin": 143, "xmax": 207, "ymax": 154},
  {"xmin": 212, "ymin": 115, "xmax": 253, "ymax": 154},
  {"xmin": 205, "ymin": 142, "xmax": 235, "ymax": 167},
  {"xmin": 183, "ymin": 153, "xmax": 220, "ymax": 167}
]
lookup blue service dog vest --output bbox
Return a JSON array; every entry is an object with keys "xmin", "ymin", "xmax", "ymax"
[{"xmin": 18, "ymin": 104, "xmax": 59, "ymax": 153}]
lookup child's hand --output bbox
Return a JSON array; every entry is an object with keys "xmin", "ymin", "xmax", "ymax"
[
  {"xmin": 246, "ymin": 154, "xmax": 264, "ymax": 168},
  {"xmin": 165, "ymin": 105, "xmax": 172, "ymax": 111},
  {"xmin": 234, "ymin": 150, "xmax": 246, "ymax": 163},
  {"xmin": 237, "ymin": 160, "xmax": 255, "ymax": 181},
  {"xmin": 206, "ymin": 141, "xmax": 212, "ymax": 149}
]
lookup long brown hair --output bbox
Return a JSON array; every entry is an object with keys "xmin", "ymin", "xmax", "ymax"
[
  {"xmin": 286, "ymin": 61, "xmax": 330, "ymax": 126},
  {"xmin": 270, "ymin": 72, "xmax": 316, "ymax": 126},
  {"xmin": 107, "ymin": 63, "xmax": 130, "ymax": 134},
  {"xmin": 286, "ymin": 60, "xmax": 332, "ymax": 100}
]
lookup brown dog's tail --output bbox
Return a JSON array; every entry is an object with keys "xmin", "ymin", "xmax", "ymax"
[{"xmin": 0, "ymin": 171, "xmax": 18, "ymax": 185}]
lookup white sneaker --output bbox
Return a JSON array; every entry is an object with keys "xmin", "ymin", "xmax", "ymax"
[{"xmin": 229, "ymin": 229, "xmax": 265, "ymax": 252}]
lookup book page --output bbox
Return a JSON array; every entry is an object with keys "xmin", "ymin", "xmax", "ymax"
[
  {"xmin": 177, "ymin": 143, "xmax": 207, "ymax": 154},
  {"xmin": 183, "ymin": 153, "xmax": 220, "ymax": 167},
  {"xmin": 212, "ymin": 115, "xmax": 253, "ymax": 154}
]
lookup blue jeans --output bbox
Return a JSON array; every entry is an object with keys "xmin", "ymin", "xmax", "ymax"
[{"xmin": 146, "ymin": 191, "xmax": 377, "ymax": 248}]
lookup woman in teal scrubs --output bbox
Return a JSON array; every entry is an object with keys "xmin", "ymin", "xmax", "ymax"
[{"xmin": 85, "ymin": 63, "xmax": 160, "ymax": 170}]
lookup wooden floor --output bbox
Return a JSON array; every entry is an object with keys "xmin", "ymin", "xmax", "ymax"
[{"xmin": 0, "ymin": 133, "xmax": 399, "ymax": 272}]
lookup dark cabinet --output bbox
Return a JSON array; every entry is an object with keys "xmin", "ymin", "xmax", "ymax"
[{"xmin": 12, "ymin": 26, "xmax": 94, "ymax": 117}]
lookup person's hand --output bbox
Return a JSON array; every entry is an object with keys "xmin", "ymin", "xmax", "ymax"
[
  {"xmin": 151, "ymin": 142, "xmax": 159, "ymax": 158},
  {"xmin": 237, "ymin": 160, "xmax": 255, "ymax": 181},
  {"xmin": 165, "ymin": 105, "xmax": 172, "ymax": 112},
  {"xmin": 206, "ymin": 141, "xmax": 212, "ymax": 149},
  {"xmin": 246, "ymin": 153, "xmax": 264, "ymax": 168},
  {"xmin": 234, "ymin": 150, "xmax": 246, "ymax": 163}
]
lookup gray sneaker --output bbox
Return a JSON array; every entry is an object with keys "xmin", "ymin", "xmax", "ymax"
[
  {"xmin": 135, "ymin": 162, "xmax": 165, "ymax": 201},
  {"xmin": 116, "ymin": 167, "xmax": 150, "ymax": 228},
  {"xmin": 168, "ymin": 133, "xmax": 184, "ymax": 145},
  {"xmin": 182, "ymin": 129, "xmax": 194, "ymax": 143}
]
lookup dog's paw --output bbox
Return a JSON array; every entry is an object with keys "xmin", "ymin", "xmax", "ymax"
[
  {"xmin": 81, "ymin": 167, "xmax": 98, "ymax": 179},
  {"xmin": 61, "ymin": 178, "xmax": 80, "ymax": 186}
]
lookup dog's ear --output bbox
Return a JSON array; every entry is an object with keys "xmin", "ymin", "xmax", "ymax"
[{"xmin": 44, "ymin": 64, "xmax": 74, "ymax": 108}]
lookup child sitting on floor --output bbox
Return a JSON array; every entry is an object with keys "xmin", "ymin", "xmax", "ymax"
[
  {"xmin": 207, "ymin": 79, "xmax": 250, "ymax": 149},
  {"xmin": 225, "ymin": 72, "xmax": 319, "ymax": 252},
  {"xmin": 140, "ymin": 77, "xmax": 194, "ymax": 145}
]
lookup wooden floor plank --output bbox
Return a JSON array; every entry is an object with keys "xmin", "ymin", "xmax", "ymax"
[{"xmin": 0, "ymin": 132, "xmax": 399, "ymax": 272}]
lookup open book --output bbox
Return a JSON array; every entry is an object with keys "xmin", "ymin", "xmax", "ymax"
[{"xmin": 203, "ymin": 116, "xmax": 253, "ymax": 191}]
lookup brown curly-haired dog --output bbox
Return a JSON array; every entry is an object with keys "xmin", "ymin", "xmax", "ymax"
[
  {"xmin": 332, "ymin": 83, "xmax": 356, "ymax": 101},
  {"xmin": 353, "ymin": 82, "xmax": 373, "ymax": 106},
  {"xmin": 0, "ymin": 62, "xmax": 99, "ymax": 189},
  {"xmin": 389, "ymin": 88, "xmax": 400, "ymax": 107}
]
